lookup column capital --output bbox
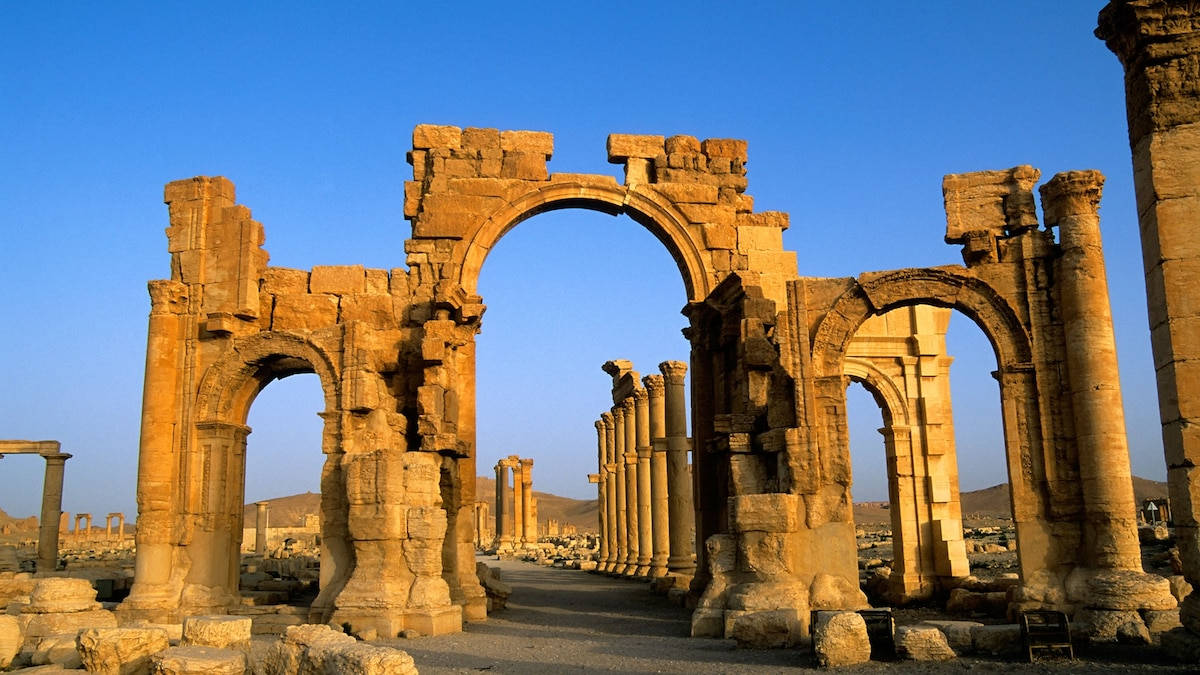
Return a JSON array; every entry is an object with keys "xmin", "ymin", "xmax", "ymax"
[
  {"xmin": 42, "ymin": 452, "xmax": 72, "ymax": 464},
  {"xmin": 1039, "ymin": 170, "xmax": 1105, "ymax": 224},
  {"xmin": 519, "ymin": 457, "xmax": 534, "ymax": 469},
  {"xmin": 633, "ymin": 387, "xmax": 649, "ymax": 403},
  {"xmin": 1096, "ymin": 1, "xmax": 1200, "ymax": 66},
  {"xmin": 600, "ymin": 411, "xmax": 614, "ymax": 427},
  {"xmin": 624, "ymin": 450, "xmax": 639, "ymax": 464},
  {"xmin": 620, "ymin": 397, "xmax": 636, "ymax": 414},
  {"xmin": 659, "ymin": 361, "xmax": 687, "ymax": 384},
  {"xmin": 642, "ymin": 374, "xmax": 665, "ymax": 395}
]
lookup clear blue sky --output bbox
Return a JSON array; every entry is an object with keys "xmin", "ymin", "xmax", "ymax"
[{"xmin": 0, "ymin": 2, "xmax": 1161, "ymax": 520}]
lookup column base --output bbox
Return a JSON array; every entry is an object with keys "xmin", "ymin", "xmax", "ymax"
[
  {"xmin": 329, "ymin": 604, "xmax": 463, "ymax": 638},
  {"xmin": 634, "ymin": 564, "xmax": 650, "ymax": 577}
]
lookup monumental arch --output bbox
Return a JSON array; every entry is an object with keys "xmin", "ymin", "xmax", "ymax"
[{"xmin": 122, "ymin": 123, "xmax": 1176, "ymax": 645}]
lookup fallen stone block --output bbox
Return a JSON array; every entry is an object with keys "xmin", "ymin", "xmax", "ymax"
[
  {"xmin": 1075, "ymin": 608, "xmax": 1146, "ymax": 644},
  {"xmin": 32, "ymin": 634, "xmax": 83, "ymax": 669},
  {"xmin": 260, "ymin": 623, "xmax": 356, "ymax": 675},
  {"xmin": 23, "ymin": 608, "xmax": 117, "ymax": 640},
  {"xmin": 0, "ymin": 614, "xmax": 20, "ymax": 668},
  {"xmin": 181, "ymin": 615, "xmax": 251, "ymax": 650},
  {"xmin": 971, "ymin": 623, "xmax": 1022, "ymax": 656},
  {"xmin": 813, "ymin": 611, "xmax": 871, "ymax": 668},
  {"xmin": 150, "ymin": 645, "xmax": 247, "ymax": 675},
  {"xmin": 1083, "ymin": 570, "xmax": 1176, "ymax": 611},
  {"xmin": 896, "ymin": 625, "xmax": 956, "ymax": 661},
  {"xmin": 76, "ymin": 626, "xmax": 170, "ymax": 674},
  {"xmin": 920, "ymin": 619, "xmax": 982, "ymax": 654},
  {"xmin": 323, "ymin": 642, "xmax": 419, "ymax": 675},
  {"xmin": 24, "ymin": 578, "xmax": 100, "ymax": 614}
]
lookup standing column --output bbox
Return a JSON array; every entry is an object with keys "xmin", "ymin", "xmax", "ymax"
[
  {"xmin": 511, "ymin": 455, "xmax": 525, "ymax": 548},
  {"xmin": 612, "ymin": 405, "xmax": 629, "ymax": 574},
  {"xmin": 521, "ymin": 458, "xmax": 535, "ymax": 545},
  {"xmin": 37, "ymin": 452, "xmax": 70, "ymax": 573},
  {"xmin": 254, "ymin": 501, "xmax": 269, "ymax": 557},
  {"xmin": 117, "ymin": 514, "xmax": 125, "ymax": 540},
  {"xmin": 1041, "ymin": 172, "xmax": 1143, "ymax": 570},
  {"xmin": 594, "ymin": 419, "xmax": 609, "ymax": 567},
  {"xmin": 495, "ymin": 460, "xmax": 513, "ymax": 552},
  {"xmin": 1097, "ymin": 3, "xmax": 1200, "ymax": 629},
  {"xmin": 660, "ymin": 361, "xmax": 696, "ymax": 577},
  {"xmin": 634, "ymin": 388, "xmax": 653, "ymax": 577},
  {"xmin": 602, "ymin": 412, "xmax": 619, "ymax": 573},
  {"xmin": 622, "ymin": 397, "xmax": 640, "ymax": 577},
  {"xmin": 644, "ymin": 375, "xmax": 670, "ymax": 578}
]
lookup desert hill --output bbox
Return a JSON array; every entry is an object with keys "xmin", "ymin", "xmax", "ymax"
[
  {"xmin": 475, "ymin": 477, "xmax": 598, "ymax": 533},
  {"xmin": 0, "ymin": 507, "xmax": 37, "ymax": 533},
  {"xmin": 241, "ymin": 492, "xmax": 321, "ymax": 528}
]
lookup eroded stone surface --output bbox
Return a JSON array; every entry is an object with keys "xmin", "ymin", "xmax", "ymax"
[
  {"xmin": 76, "ymin": 627, "xmax": 170, "ymax": 674},
  {"xmin": 812, "ymin": 611, "xmax": 870, "ymax": 668}
]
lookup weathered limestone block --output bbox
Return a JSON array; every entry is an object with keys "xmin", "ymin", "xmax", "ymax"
[
  {"xmin": 1143, "ymin": 608, "xmax": 1183, "ymax": 635},
  {"xmin": 729, "ymin": 493, "xmax": 802, "ymax": 533},
  {"xmin": 413, "ymin": 124, "xmax": 461, "ymax": 150},
  {"xmin": 271, "ymin": 293, "xmax": 338, "ymax": 331},
  {"xmin": 76, "ymin": 627, "xmax": 170, "ymax": 674},
  {"xmin": 921, "ymin": 619, "xmax": 983, "ymax": 655},
  {"xmin": 1075, "ymin": 608, "xmax": 1147, "ymax": 644},
  {"xmin": 150, "ymin": 646, "xmax": 247, "ymax": 675},
  {"xmin": 812, "ymin": 611, "xmax": 871, "ymax": 668},
  {"xmin": 310, "ymin": 265, "xmax": 366, "ymax": 295},
  {"xmin": 180, "ymin": 615, "xmax": 251, "ymax": 650},
  {"xmin": 23, "ymin": 609, "xmax": 117, "ymax": 640},
  {"xmin": 261, "ymin": 624, "xmax": 356, "ymax": 675},
  {"xmin": 32, "ymin": 633, "xmax": 83, "ymax": 668},
  {"xmin": 261, "ymin": 267, "xmax": 309, "ymax": 295},
  {"xmin": 809, "ymin": 573, "xmax": 868, "ymax": 611},
  {"xmin": 0, "ymin": 572, "xmax": 35, "ymax": 607},
  {"xmin": 475, "ymin": 563, "xmax": 510, "ymax": 611},
  {"xmin": 1169, "ymin": 575, "xmax": 1192, "ymax": 602},
  {"xmin": 1081, "ymin": 569, "xmax": 1176, "ymax": 610},
  {"xmin": 24, "ymin": 578, "xmax": 100, "ymax": 614},
  {"xmin": 607, "ymin": 134, "xmax": 664, "ymax": 160},
  {"xmin": 896, "ymin": 625, "xmax": 956, "ymax": 661},
  {"xmin": 340, "ymin": 294, "xmax": 394, "ymax": 326},
  {"xmin": 723, "ymin": 608, "xmax": 805, "ymax": 649},
  {"xmin": 0, "ymin": 614, "xmax": 20, "ymax": 668},
  {"xmin": 0, "ymin": 546, "xmax": 17, "ymax": 573},
  {"xmin": 970, "ymin": 624, "xmax": 1021, "ymax": 656},
  {"xmin": 323, "ymin": 643, "xmax": 418, "ymax": 675}
]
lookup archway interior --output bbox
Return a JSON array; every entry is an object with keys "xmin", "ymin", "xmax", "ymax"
[
  {"xmin": 239, "ymin": 370, "xmax": 325, "ymax": 603},
  {"xmin": 474, "ymin": 207, "xmax": 690, "ymax": 525}
]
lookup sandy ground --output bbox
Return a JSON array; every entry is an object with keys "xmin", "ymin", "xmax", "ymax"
[{"xmin": 382, "ymin": 555, "xmax": 1192, "ymax": 674}]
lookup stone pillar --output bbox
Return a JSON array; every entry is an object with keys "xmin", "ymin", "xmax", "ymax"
[
  {"xmin": 660, "ymin": 361, "xmax": 695, "ymax": 577},
  {"xmin": 622, "ymin": 397, "xmax": 640, "ymax": 576},
  {"xmin": 37, "ymin": 452, "xmax": 70, "ymax": 572},
  {"xmin": 254, "ymin": 501, "xmax": 269, "ymax": 557},
  {"xmin": 1041, "ymin": 171, "xmax": 1143, "ymax": 571},
  {"xmin": 594, "ymin": 419, "xmax": 608, "ymax": 566},
  {"xmin": 612, "ymin": 405, "xmax": 629, "ymax": 574},
  {"xmin": 645, "ymin": 375, "xmax": 670, "ymax": 578},
  {"xmin": 1098, "ymin": 2, "xmax": 1200, "ymax": 628},
  {"xmin": 520, "ymin": 458, "xmax": 535, "ymax": 546},
  {"xmin": 117, "ymin": 514, "xmax": 125, "ymax": 539},
  {"xmin": 511, "ymin": 455, "xmax": 525, "ymax": 547},
  {"xmin": 495, "ymin": 460, "xmax": 513, "ymax": 552},
  {"xmin": 634, "ymin": 388, "xmax": 653, "ymax": 577},
  {"xmin": 602, "ymin": 412, "xmax": 619, "ymax": 572}
]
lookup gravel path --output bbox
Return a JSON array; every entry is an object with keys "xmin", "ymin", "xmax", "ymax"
[{"xmin": 384, "ymin": 555, "xmax": 1193, "ymax": 674}]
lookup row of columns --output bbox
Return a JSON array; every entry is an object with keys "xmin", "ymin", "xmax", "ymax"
[
  {"xmin": 593, "ymin": 360, "xmax": 694, "ymax": 583},
  {"xmin": 491, "ymin": 455, "xmax": 538, "ymax": 552}
]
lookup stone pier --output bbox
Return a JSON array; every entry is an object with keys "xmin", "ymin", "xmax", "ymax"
[{"xmin": 254, "ymin": 502, "xmax": 269, "ymax": 557}]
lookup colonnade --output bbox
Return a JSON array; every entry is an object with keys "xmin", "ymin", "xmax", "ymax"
[
  {"xmin": 594, "ymin": 360, "xmax": 694, "ymax": 585},
  {"xmin": 491, "ymin": 455, "xmax": 538, "ymax": 552},
  {"xmin": 0, "ymin": 440, "xmax": 71, "ymax": 572}
]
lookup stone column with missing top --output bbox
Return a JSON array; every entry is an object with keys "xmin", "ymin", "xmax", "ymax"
[
  {"xmin": 520, "ymin": 458, "xmax": 535, "ymax": 545},
  {"xmin": 660, "ymin": 360, "xmax": 696, "ymax": 578},
  {"xmin": 622, "ymin": 397, "xmax": 640, "ymax": 576},
  {"xmin": 634, "ymin": 387, "xmax": 653, "ymax": 577},
  {"xmin": 594, "ymin": 419, "xmax": 609, "ymax": 567},
  {"xmin": 644, "ymin": 374, "xmax": 670, "ymax": 578},
  {"xmin": 254, "ymin": 501, "xmax": 269, "ymax": 557},
  {"xmin": 1041, "ymin": 171, "xmax": 1143, "ymax": 571},
  {"xmin": 602, "ymin": 412, "xmax": 619, "ymax": 572},
  {"xmin": 38, "ymin": 452, "xmax": 70, "ymax": 573},
  {"xmin": 511, "ymin": 455, "xmax": 525, "ymax": 547},
  {"xmin": 495, "ymin": 461, "xmax": 513, "ymax": 551},
  {"xmin": 612, "ymin": 405, "xmax": 629, "ymax": 574}
]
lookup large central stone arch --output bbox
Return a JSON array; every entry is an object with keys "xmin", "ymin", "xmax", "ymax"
[{"xmin": 455, "ymin": 178, "xmax": 713, "ymax": 303}]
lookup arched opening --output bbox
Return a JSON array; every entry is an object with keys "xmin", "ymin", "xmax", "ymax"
[
  {"xmin": 842, "ymin": 304, "xmax": 1012, "ymax": 608},
  {"xmin": 0, "ymin": 455, "xmax": 46, "ymax": 571},
  {"xmin": 466, "ymin": 205, "xmax": 693, "ymax": 617},
  {"xmin": 240, "ymin": 372, "xmax": 325, "ymax": 609}
]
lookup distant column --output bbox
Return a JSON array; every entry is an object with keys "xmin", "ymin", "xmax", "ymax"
[
  {"xmin": 622, "ymin": 397, "xmax": 640, "ymax": 576},
  {"xmin": 645, "ymin": 374, "xmax": 670, "ymax": 578},
  {"xmin": 602, "ymin": 412, "xmax": 618, "ymax": 572},
  {"xmin": 37, "ymin": 452, "xmax": 70, "ymax": 572},
  {"xmin": 594, "ymin": 419, "xmax": 609, "ymax": 567},
  {"xmin": 116, "ymin": 513, "xmax": 125, "ymax": 540},
  {"xmin": 511, "ymin": 455, "xmax": 525, "ymax": 547},
  {"xmin": 254, "ymin": 501, "xmax": 269, "ymax": 557},
  {"xmin": 661, "ymin": 360, "xmax": 695, "ymax": 577},
  {"xmin": 495, "ymin": 460, "xmax": 514, "ymax": 551},
  {"xmin": 612, "ymin": 404, "xmax": 629, "ymax": 574},
  {"xmin": 634, "ymin": 387, "xmax": 653, "ymax": 577},
  {"xmin": 521, "ymin": 458, "xmax": 535, "ymax": 545}
]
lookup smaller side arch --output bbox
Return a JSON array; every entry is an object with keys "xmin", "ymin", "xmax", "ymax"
[{"xmin": 843, "ymin": 357, "xmax": 910, "ymax": 429}]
